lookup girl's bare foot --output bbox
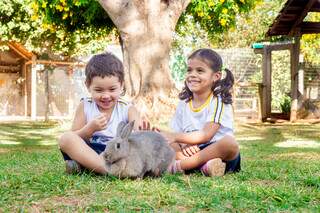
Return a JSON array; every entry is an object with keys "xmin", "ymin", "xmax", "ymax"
[{"xmin": 201, "ymin": 158, "xmax": 226, "ymax": 177}]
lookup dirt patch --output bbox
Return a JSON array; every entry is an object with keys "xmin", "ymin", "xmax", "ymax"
[
  {"xmin": 0, "ymin": 148, "xmax": 10, "ymax": 153},
  {"xmin": 249, "ymin": 179, "xmax": 279, "ymax": 187},
  {"xmin": 24, "ymin": 195, "xmax": 94, "ymax": 211}
]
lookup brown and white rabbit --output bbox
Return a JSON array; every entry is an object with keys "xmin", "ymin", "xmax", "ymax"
[{"xmin": 101, "ymin": 121, "xmax": 175, "ymax": 178}]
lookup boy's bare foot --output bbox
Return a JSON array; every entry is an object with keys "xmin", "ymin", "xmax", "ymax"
[{"xmin": 201, "ymin": 158, "xmax": 226, "ymax": 177}]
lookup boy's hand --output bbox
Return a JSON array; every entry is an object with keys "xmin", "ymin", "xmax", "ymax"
[
  {"xmin": 181, "ymin": 145, "xmax": 200, "ymax": 157},
  {"xmin": 87, "ymin": 114, "xmax": 108, "ymax": 132}
]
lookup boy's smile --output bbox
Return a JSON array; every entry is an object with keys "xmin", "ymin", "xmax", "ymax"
[{"xmin": 87, "ymin": 75, "xmax": 123, "ymax": 113}]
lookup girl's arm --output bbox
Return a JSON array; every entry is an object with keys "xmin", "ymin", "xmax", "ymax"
[
  {"xmin": 71, "ymin": 102, "xmax": 97, "ymax": 141},
  {"xmin": 128, "ymin": 105, "xmax": 143, "ymax": 131},
  {"xmin": 163, "ymin": 122, "xmax": 220, "ymax": 145},
  {"xmin": 128, "ymin": 105, "xmax": 158, "ymax": 131}
]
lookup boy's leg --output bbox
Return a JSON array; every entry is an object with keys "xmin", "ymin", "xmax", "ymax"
[
  {"xmin": 59, "ymin": 132, "xmax": 107, "ymax": 174},
  {"xmin": 179, "ymin": 135, "xmax": 239, "ymax": 171}
]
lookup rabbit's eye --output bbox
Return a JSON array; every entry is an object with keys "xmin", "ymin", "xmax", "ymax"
[{"xmin": 116, "ymin": 143, "xmax": 120, "ymax": 149}]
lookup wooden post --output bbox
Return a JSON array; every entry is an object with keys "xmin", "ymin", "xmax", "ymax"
[
  {"xmin": 290, "ymin": 35, "xmax": 301, "ymax": 122},
  {"xmin": 261, "ymin": 46, "xmax": 272, "ymax": 121},
  {"xmin": 258, "ymin": 83, "xmax": 264, "ymax": 121},
  {"xmin": 44, "ymin": 68, "xmax": 49, "ymax": 121},
  {"xmin": 26, "ymin": 64, "xmax": 31, "ymax": 116},
  {"xmin": 21, "ymin": 61, "xmax": 27, "ymax": 117},
  {"xmin": 31, "ymin": 56, "xmax": 37, "ymax": 120},
  {"xmin": 266, "ymin": 48, "xmax": 272, "ymax": 119}
]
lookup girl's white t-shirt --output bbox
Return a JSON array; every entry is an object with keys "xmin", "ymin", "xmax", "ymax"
[
  {"xmin": 82, "ymin": 97, "xmax": 131, "ymax": 144},
  {"xmin": 170, "ymin": 94, "xmax": 234, "ymax": 143}
]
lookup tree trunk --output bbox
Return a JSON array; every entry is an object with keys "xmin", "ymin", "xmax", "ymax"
[
  {"xmin": 98, "ymin": 0, "xmax": 190, "ymax": 120},
  {"xmin": 121, "ymin": 29, "xmax": 174, "ymax": 97}
]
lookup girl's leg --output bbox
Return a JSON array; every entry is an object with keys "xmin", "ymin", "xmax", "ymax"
[
  {"xmin": 59, "ymin": 132, "xmax": 107, "ymax": 174},
  {"xmin": 180, "ymin": 135, "xmax": 239, "ymax": 171}
]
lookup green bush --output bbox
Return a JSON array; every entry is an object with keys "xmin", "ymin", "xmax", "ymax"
[
  {"xmin": 170, "ymin": 52, "xmax": 187, "ymax": 82},
  {"xmin": 280, "ymin": 95, "xmax": 291, "ymax": 114}
]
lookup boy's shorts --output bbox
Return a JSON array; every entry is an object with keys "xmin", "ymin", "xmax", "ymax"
[
  {"xmin": 61, "ymin": 142, "xmax": 106, "ymax": 161},
  {"xmin": 198, "ymin": 141, "xmax": 241, "ymax": 174}
]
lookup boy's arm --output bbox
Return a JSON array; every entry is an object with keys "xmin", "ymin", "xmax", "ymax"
[
  {"xmin": 71, "ymin": 102, "xmax": 96, "ymax": 141},
  {"xmin": 163, "ymin": 122, "xmax": 220, "ymax": 145}
]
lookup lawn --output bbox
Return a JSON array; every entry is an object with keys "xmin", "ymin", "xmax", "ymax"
[{"xmin": 0, "ymin": 121, "xmax": 319, "ymax": 211}]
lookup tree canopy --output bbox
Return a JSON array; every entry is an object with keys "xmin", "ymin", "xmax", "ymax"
[
  {"xmin": 1, "ymin": 0, "xmax": 258, "ymax": 56},
  {"xmin": 0, "ymin": 0, "xmax": 114, "ymax": 57}
]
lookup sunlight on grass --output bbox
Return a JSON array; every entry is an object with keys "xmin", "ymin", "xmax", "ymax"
[
  {"xmin": 237, "ymin": 136, "xmax": 265, "ymax": 141},
  {"xmin": 274, "ymin": 140, "xmax": 320, "ymax": 148},
  {"xmin": 39, "ymin": 140, "xmax": 58, "ymax": 146},
  {"xmin": 0, "ymin": 140, "xmax": 21, "ymax": 145},
  {"xmin": 238, "ymin": 145, "xmax": 248, "ymax": 150},
  {"xmin": 274, "ymin": 152, "xmax": 320, "ymax": 160}
]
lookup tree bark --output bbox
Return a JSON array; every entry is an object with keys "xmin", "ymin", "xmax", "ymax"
[
  {"xmin": 98, "ymin": 0, "xmax": 190, "ymax": 97},
  {"xmin": 120, "ymin": 30, "xmax": 174, "ymax": 96}
]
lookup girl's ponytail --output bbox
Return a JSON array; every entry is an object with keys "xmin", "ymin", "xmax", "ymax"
[{"xmin": 213, "ymin": 68, "xmax": 234, "ymax": 104}]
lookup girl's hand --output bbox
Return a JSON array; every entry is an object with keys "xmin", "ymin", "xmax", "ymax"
[
  {"xmin": 87, "ymin": 114, "xmax": 108, "ymax": 132},
  {"xmin": 138, "ymin": 120, "xmax": 160, "ymax": 132},
  {"xmin": 182, "ymin": 144, "xmax": 200, "ymax": 157}
]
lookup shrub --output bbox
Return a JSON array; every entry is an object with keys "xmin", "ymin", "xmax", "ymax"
[{"xmin": 280, "ymin": 95, "xmax": 291, "ymax": 114}]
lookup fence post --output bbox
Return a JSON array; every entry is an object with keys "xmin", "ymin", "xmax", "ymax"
[{"xmin": 258, "ymin": 83, "xmax": 264, "ymax": 121}]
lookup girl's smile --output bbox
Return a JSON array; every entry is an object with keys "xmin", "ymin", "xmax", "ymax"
[{"xmin": 186, "ymin": 58, "xmax": 220, "ymax": 94}]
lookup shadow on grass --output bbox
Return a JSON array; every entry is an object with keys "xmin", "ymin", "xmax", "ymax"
[
  {"xmin": 237, "ymin": 123, "xmax": 320, "ymax": 144},
  {"xmin": 0, "ymin": 121, "xmax": 64, "ymax": 149}
]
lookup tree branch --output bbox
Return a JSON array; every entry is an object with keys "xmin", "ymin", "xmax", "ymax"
[
  {"xmin": 146, "ymin": 0, "xmax": 160, "ymax": 17},
  {"xmin": 98, "ymin": 0, "xmax": 132, "ymax": 26},
  {"xmin": 162, "ymin": 0, "xmax": 191, "ymax": 30},
  {"xmin": 97, "ymin": 0, "xmax": 126, "ymax": 15}
]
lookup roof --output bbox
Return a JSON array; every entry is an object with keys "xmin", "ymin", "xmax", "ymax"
[
  {"xmin": 267, "ymin": 0, "xmax": 320, "ymax": 36},
  {"xmin": 7, "ymin": 42, "xmax": 34, "ymax": 61}
]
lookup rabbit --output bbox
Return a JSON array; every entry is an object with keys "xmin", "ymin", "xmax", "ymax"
[{"xmin": 101, "ymin": 121, "xmax": 175, "ymax": 178}]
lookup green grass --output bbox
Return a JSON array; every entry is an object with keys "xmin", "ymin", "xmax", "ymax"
[{"xmin": 0, "ymin": 121, "xmax": 319, "ymax": 211}]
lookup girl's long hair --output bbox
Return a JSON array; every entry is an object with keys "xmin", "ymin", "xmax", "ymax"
[{"xmin": 179, "ymin": 48, "xmax": 234, "ymax": 104}]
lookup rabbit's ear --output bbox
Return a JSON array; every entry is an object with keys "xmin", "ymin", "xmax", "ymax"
[
  {"xmin": 116, "ymin": 121, "xmax": 127, "ymax": 136},
  {"xmin": 120, "ymin": 121, "xmax": 135, "ymax": 139}
]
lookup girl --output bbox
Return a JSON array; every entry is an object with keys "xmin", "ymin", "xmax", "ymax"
[
  {"xmin": 59, "ymin": 52, "xmax": 144, "ymax": 174},
  {"xmin": 162, "ymin": 48, "xmax": 241, "ymax": 176}
]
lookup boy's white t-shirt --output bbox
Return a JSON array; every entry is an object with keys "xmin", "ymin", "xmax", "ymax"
[
  {"xmin": 170, "ymin": 94, "xmax": 234, "ymax": 143},
  {"xmin": 82, "ymin": 97, "xmax": 131, "ymax": 144}
]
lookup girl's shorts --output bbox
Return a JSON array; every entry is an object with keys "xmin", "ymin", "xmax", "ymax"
[
  {"xmin": 198, "ymin": 141, "xmax": 241, "ymax": 174},
  {"xmin": 61, "ymin": 142, "xmax": 106, "ymax": 161}
]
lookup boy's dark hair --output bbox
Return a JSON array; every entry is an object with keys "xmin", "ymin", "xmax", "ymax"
[
  {"xmin": 85, "ymin": 52, "xmax": 124, "ymax": 86},
  {"xmin": 179, "ymin": 48, "xmax": 234, "ymax": 104}
]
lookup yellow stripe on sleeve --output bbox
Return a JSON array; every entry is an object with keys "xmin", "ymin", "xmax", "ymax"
[
  {"xmin": 218, "ymin": 102, "xmax": 224, "ymax": 124},
  {"xmin": 118, "ymin": 98, "xmax": 128, "ymax": 105},
  {"xmin": 211, "ymin": 96, "xmax": 219, "ymax": 122},
  {"xmin": 211, "ymin": 96, "xmax": 223, "ymax": 123}
]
